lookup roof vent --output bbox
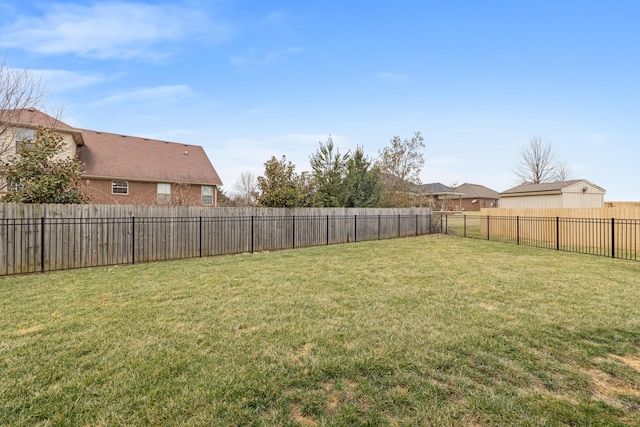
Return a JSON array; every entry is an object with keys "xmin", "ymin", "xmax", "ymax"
[{"xmin": 184, "ymin": 150, "xmax": 188, "ymax": 155}]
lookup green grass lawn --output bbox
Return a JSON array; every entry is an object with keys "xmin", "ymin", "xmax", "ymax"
[{"xmin": 2, "ymin": 235, "xmax": 640, "ymax": 426}]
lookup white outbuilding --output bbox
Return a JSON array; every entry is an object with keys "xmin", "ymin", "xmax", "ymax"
[{"xmin": 499, "ymin": 179, "xmax": 606, "ymax": 209}]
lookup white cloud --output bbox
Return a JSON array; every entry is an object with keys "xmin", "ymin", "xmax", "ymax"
[
  {"xmin": 33, "ymin": 69, "xmax": 107, "ymax": 92},
  {"xmin": 230, "ymin": 47, "xmax": 304, "ymax": 67},
  {"xmin": 263, "ymin": 11, "xmax": 287, "ymax": 27},
  {"xmin": 0, "ymin": 2, "xmax": 232, "ymax": 60},
  {"xmin": 89, "ymin": 85, "xmax": 195, "ymax": 106}
]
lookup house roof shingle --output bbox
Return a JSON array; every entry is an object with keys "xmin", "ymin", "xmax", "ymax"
[
  {"xmin": 2, "ymin": 109, "xmax": 223, "ymax": 186},
  {"xmin": 79, "ymin": 129, "xmax": 223, "ymax": 186},
  {"xmin": 415, "ymin": 182, "xmax": 460, "ymax": 195},
  {"xmin": 453, "ymin": 183, "xmax": 499, "ymax": 199},
  {"xmin": 501, "ymin": 180, "xmax": 584, "ymax": 195},
  {"xmin": 2, "ymin": 108, "xmax": 76, "ymax": 131},
  {"xmin": 2, "ymin": 108, "xmax": 84, "ymax": 145}
]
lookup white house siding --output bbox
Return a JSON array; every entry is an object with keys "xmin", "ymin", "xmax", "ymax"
[
  {"xmin": 500, "ymin": 194, "xmax": 563, "ymax": 209},
  {"xmin": 561, "ymin": 181, "xmax": 604, "ymax": 208},
  {"xmin": 500, "ymin": 180, "xmax": 605, "ymax": 210},
  {"xmin": 562, "ymin": 192, "xmax": 604, "ymax": 208},
  {"xmin": 0, "ymin": 125, "xmax": 77, "ymax": 162}
]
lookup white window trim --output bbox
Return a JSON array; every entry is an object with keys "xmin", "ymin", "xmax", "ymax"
[
  {"xmin": 112, "ymin": 181, "xmax": 129, "ymax": 195},
  {"xmin": 201, "ymin": 185, "xmax": 213, "ymax": 205},
  {"xmin": 157, "ymin": 183, "xmax": 171, "ymax": 205}
]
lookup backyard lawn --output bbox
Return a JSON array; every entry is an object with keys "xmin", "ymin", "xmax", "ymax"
[{"xmin": 1, "ymin": 235, "xmax": 640, "ymax": 426}]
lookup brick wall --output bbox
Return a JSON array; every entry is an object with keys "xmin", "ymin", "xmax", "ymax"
[{"xmin": 84, "ymin": 179, "xmax": 216, "ymax": 206}]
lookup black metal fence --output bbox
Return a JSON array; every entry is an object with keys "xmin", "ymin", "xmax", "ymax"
[
  {"xmin": 0, "ymin": 214, "xmax": 437, "ymax": 276},
  {"xmin": 443, "ymin": 214, "xmax": 640, "ymax": 261}
]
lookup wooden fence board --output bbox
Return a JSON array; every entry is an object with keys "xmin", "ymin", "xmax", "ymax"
[{"xmin": 0, "ymin": 204, "xmax": 433, "ymax": 275}]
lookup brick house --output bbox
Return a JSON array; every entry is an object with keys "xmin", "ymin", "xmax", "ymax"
[
  {"xmin": 415, "ymin": 182, "xmax": 464, "ymax": 211},
  {"xmin": 0, "ymin": 109, "xmax": 223, "ymax": 206},
  {"xmin": 452, "ymin": 183, "xmax": 500, "ymax": 211}
]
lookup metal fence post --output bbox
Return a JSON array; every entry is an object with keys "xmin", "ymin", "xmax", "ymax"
[
  {"xmin": 354, "ymin": 215, "xmax": 357, "ymax": 242},
  {"xmin": 487, "ymin": 216, "xmax": 490, "ymax": 240},
  {"xmin": 378, "ymin": 215, "xmax": 381, "ymax": 240},
  {"xmin": 131, "ymin": 216, "xmax": 136, "ymax": 264},
  {"xmin": 40, "ymin": 217, "xmax": 45, "ymax": 273},
  {"xmin": 292, "ymin": 215, "xmax": 296, "ymax": 249},
  {"xmin": 464, "ymin": 215, "xmax": 467, "ymax": 237},
  {"xmin": 611, "ymin": 218, "xmax": 615, "ymax": 258},
  {"xmin": 251, "ymin": 216, "xmax": 255, "ymax": 253},
  {"xmin": 326, "ymin": 215, "xmax": 330, "ymax": 245},
  {"xmin": 516, "ymin": 216, "xmax": 520, "ymax": 245},
  {"xmin": 556, "ymin": 217, "xmax": 560, "ymax": 250},
  {"xmin": 199, "ymin": 216, "xmax": 203, "ymax": 258}
]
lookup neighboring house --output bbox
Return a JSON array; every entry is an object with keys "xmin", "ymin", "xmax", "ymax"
[
  {"xmin": 415, "ymin": 182, "xmax": 464, "ymax": 211},
  {"xmin": 452, "ymin": 183, "xmax": 500, "ymax": 211},
  {"xmin": 499, "ymin": 179, "xmax": 605, "ymax": 209},
  {"xmin": 0, "ymin": 109, "xmax": 223, "ymax": 206},
  {"xmin": 0, "ymin": 108, "xmax": 83, "ymax": 165}
]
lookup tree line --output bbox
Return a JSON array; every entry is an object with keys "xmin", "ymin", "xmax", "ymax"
[
  {"xmin": 222, "ymin": 132, "xmax": 430, "ymax": 208},
  {"xmin": 223, "ymin": 133, "xmax": 575, "ymax": 208}
]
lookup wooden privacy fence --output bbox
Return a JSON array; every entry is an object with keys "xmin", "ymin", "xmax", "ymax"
[
  {"xmin": 444, "ymin": 214, "xmax": 640, "ymax": 261},
  {"xmin": 0, "ymin": 212, "xmax": 437, "ymax": 276}
]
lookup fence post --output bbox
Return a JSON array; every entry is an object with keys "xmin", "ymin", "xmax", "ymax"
[
  {"xmin": 487, "ymin": 216, "xmax": 490, "ymax": 240},
  {"xmin": 354, "ymin": 215, "xmax": 357, "ymax": 242},
  {"xmin": 464, "ymin": 215, "xmax": 467, "ymax": 237},
  {"xmin": 326, "ymin": 215, "xmax": 330, "ymax": 245},
  {"xmin": 131, "ymin": 216, "xmax": 136, "ymax": 264},
  {"xmin": 40, "ymin": 217, "xmax": 45, "ymax": 274},
  {"xmin": 516, "ymin": 216, "xmax": 520, "ymax": 245},
  {"xmin": 378, "ymin": 215, "xmax": 381, "ymax": 240},
  {"xmin": 440, "ymin": 214, "xmax": 444, "ymax": 234},
  {"xmin": 415, "ymin": 214, "xmax": 418, "ymax": 236},
  {"xmin": 398, "ymin": 214, "xmax": 401, "ymax": 237},
  {"xmin": 292, "ymin": 215, "xmax": 296, "ymax": 249},
  {"xmin": 556, "ymin": 217, "xmax": 560, "ymax": 250},
  {"xmin": 611, "ymin": 218, "xmax": 615, "ymax": 259},
  {"xmin": 251, "ymin": 216, "xmax": 255, "ymax": 253},
  {"xmin": 199, "ymin": 216, "xmax": 203, "ymax": 258}
]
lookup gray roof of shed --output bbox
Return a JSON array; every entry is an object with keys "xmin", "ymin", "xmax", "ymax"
[{"xmin": 500, "ymin": 180, "xmax": 604, "ymax": 195}]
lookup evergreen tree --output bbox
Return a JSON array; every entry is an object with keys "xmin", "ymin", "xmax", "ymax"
[
  {"xmin": 255, "ymin": 155, "xmax": 314, "ymax": 207},
  {"xmin": 309, "ymin": 136, "xmax": 349, "ymax": 207},
  {"xmin": 344, "ymin": 147, "xmax": 381, "ymax": 207}
]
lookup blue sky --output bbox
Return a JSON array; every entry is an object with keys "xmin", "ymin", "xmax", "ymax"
[{"xmin": 1, "ymin": 0, "xmax": 639, "ymax": 200}]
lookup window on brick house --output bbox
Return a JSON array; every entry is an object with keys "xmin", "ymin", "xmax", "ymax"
[
  {"xmin": 112, "ymin": 181, "xmax": 128, "ymax": 194},
  {"xmin": 157, "ymin": 183, "xmax": 171, "ymax": 204},
  {"xmin": 201, "ymin": 186, "xmax": 213, "ymax": 205}
]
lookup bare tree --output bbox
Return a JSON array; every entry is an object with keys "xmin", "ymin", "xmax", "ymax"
[
  {"xmin": 553, "ymin": 160, "xmax": 573, "ymax": 182},
  {"xmin": 514, "ymin": 137, "xmax": 571, "ymax": 184},
  {"xmin": 233, "ymin": 171, "xmax": 257, "ymax": 206},
  {"xmin": 376, "ymin": 131, "xmax": 426, "ymax": 207},
  {"xmin": 0, "ymin": 60, "xmax": 49, "ymax": 157}
]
